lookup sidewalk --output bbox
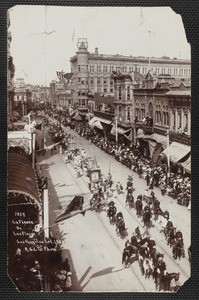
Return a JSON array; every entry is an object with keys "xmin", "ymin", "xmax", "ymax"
[{"xmin": 36, "ymin": 149, "xmax": 92, "ymax": 291}]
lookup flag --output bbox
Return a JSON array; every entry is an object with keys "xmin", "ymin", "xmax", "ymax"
[
  {"xmin": 55, "ymin": 196, "xmax": 84, "ymax": 223},
  {"xmin": 151, "ymin": 142, "xmax": 163, "ymax": 167},
  {"xmin": 44, "ymin": 142, "xmax": 60, "ymax": 151},
  {"xmin": 124, "ymin": 129, "xmax": 132, "ymax": 141},
  {"xmin": 64, "ymin": 196, "xmax": 84, "ymax": 214},
  {"xmin": 100, "ymin": 121, "xmax": 113, "ymax": 135}
]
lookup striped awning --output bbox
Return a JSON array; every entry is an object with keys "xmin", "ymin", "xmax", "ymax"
[
  {"xmin": 162, "ymin": 142, "xmax": 191, "ymax": 163},
  {"xmin": 8, "ymin": 153, "xmax": 40, "ymax": 205}
]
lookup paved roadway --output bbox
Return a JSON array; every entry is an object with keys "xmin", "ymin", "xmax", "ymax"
[{"xmin": 37, "ymin": 126, "xmax": 191, "ymax": 292}]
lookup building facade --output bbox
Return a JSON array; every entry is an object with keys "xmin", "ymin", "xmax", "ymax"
[
  {"xmin": 70, "ymin": 38, "xmax": 191, "ymax": 108},
  {"xmin": 7, "ymin": 11, "xmax": 15, "ymax": 122}
]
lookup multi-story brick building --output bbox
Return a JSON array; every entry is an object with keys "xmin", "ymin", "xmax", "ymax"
[{"xmin": 70, "ymin": 38, "xmax": 191, "ymax": 108}]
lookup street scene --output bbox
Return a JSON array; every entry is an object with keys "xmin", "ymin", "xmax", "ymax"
[{"xmin": 7, "ymin": 6, "xmax": 191, "ymax": 292}]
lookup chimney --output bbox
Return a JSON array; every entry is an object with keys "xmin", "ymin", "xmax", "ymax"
[{"xmin": 95, "ymin": 47, "xmax": 98, "ymax": 55}]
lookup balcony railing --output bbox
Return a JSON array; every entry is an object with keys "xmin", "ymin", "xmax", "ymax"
[
  {"xmin": 169, "ymin": 130, "xmax": 191, "ymax": 146},
  {"xmin": 142, "ymin": 125, "xmax": 154, "ymax": 135}
]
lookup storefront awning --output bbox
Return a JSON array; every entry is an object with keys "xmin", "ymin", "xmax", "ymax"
[
  {"xmin": 89, "ymin": 117, "xmax": 112, "ymax": 130},
  {"xmin": 110, "ymin": 125, "xmax": 131, "ymax": 136},
  {"xmin": 8, "ymin": 153, "xmax": 40, "ymax": 204},
  {"xmin": 179, "ymin": 155, "xmax": 191, "ymax": 173},
  {"xmin": 162, "ymin": 142, "xmax": 191, "ymax": 163},
  {"xmin": 136, "ymin": 129, "xmax": 167, "ymax": 148}
]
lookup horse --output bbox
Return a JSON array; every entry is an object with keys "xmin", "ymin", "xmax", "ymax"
[
  {"xmin": 134, "ymin": 226, "xmax": 142, "ymax": 241},
  {"xmin": 107, "ymin": 206, "xmax": 117, "ymax": 225},
  {"xmin": 126, "ymin": 194, "xmax": 134, "ymax": 209},
  {"xmin": 122, "ymin": 245, "xmax": 137, "ymax": 267},
  {"xmin": 161, "ymin": 220, "xmax": 173, "ymax": 240},
  {"xmin": 172, "ymin": 238, "xmax": 185, "ymax": 260},
  {"xmin": 116, "ymin": 219, "xmax": 126, "ymax": 239},
  {"xmin": 153, "ymin": 208, "xmax": 163, "ymax": 221},
  {"xmin": 90, "ymin": 193, "xmax": 102, "ymax": 212},
  {"xmin": 116, "ymin": 212, "xmax": 124, "ymax": 221},
  {"xmin": 137, "ymin": 246, "xmax": 150, "ymax": 276},
  {"xmin": 167, "ymin": 227, "xmax": 176, "ymax": 247},
  {"xmin": 142, "ymin": 210, "xmax": 152, "ymax": 229},
  {"xmin": 150, "ymin": 248, "xmax": 164, "ymax": 269},
  {"xmin": 153, "ymin": 260, "xmax": 166, "ymax": 290},
  {"xmin": 135, "ymin": 199, "xmax": 143, "ymax": 218},
  {"xmin": 159, "ymin": 272, "xmax": 180, "ymax": 291},
  {"xmin": 143, "ymin": 258, "xmax": 154, "ymax": 279}
]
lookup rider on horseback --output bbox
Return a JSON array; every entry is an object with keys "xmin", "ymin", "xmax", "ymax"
[
  {"xmin": 107, "ymin": 202, "xmax": 117, "ymax": 224},
  {"xmin": 154, "ymin": 257, "xmax": 167, "ymax": 290},
  {"xmin": 135, "ymin": 196, "xmax": 143, "ymax": 217}
]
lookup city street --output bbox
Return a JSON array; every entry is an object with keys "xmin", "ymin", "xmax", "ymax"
[
  {"xmin": 37, "ymin": 127, "xmax": 191, "ymax": 292},
  {"xmin": 7, "ymin": 6, "xmax": 193, "ymax": 294}
]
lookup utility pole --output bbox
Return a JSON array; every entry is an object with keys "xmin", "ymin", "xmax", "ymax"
[
  {"xmin": 148, "ymin": 30, "xmax": 151, "ymax": 71},
  {"xmin": 115, "ymin": 116, "xmax": 118, "ymax": 143},
  {"xmin": 166, "ymin": 129, "xmax": 170, "ymax": 186}
]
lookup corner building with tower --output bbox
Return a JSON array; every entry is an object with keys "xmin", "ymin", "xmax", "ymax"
[{"xmin": 70, "ymin": 38, "xmax": 190, "ymax": 109}]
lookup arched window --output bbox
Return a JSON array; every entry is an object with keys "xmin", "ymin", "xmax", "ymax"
[
  {"xmin": 163, "ymin": 112, "xmax": 166, "ymax": 125},
  {"xmin": 158, "ymin": 112, "xmax": 161, "ymax": 124}
]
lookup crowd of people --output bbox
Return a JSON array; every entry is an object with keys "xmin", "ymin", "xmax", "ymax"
[
  {"xmin": 70, "ymin": 120, "xmax": 190, "ymax": 208},
  {"xmin": 14, "ymin": 108, "xmax": 188, "ymax": 292}
]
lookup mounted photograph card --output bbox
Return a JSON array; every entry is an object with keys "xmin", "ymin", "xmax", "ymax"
[{"xmin": 7, "ymin": 5, "xmax": 191, "ymax": 292}]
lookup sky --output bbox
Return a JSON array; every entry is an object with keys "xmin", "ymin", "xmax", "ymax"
[{"xmin": 9, "ymin": 6, "xmax": 191, "ymax": 86}]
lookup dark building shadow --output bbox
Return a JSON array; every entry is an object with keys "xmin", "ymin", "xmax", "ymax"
[{"xmin": 90, "ymin": 267, "xmax": 114, "ymax": 279}]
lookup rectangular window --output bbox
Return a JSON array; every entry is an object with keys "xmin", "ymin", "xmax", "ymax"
[
  {"xmin": 104, "ymin": 88, "xmax": 107, "ymax": 93},
  {"xmin": 119, "ymin": 88, "xmax": 121, "ymax": 100},
  {"xmin": 104, "ymin": 80, "xmax": 107, "ymax": 85},
  {"xmin": 110, "ymin": 88, "xmax": 113, "ymax": 92},
  {"xmin": 90, "ymin": 79, "xmax": 94, "ymax": 85},
  {"xmin": 97, "ymin": 78, "xmax": 100, "ymax": 85}
]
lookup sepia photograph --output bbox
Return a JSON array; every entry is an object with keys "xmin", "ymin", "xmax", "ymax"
[{"xmin": 7, "ymin": 5, "xmax": 191, "ymax": 292}]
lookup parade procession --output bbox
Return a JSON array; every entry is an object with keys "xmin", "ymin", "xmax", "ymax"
[{"xmin": 7, "ymin": 6, "xmax": 191, "ymax": 292}]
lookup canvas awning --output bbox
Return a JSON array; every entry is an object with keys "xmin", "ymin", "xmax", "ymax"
[
  {"xmin": 136, "ymin": 129, "xmax": 167, "ymax": 148},
  {"xmin": 8, "ymin": 153, "xmax": 40, "ymax": 205},
  {"xmin": 89, "ymin": 117, "xmax": 112, "ymax": 130},
  {"xmin": 162, "ymin": 142, "xmax": 191, "ymax": 163},
  {"xmin": 110, "ymin": 125, "xmax": 131, "ymax": 136},
  {"xmin": 179, "ymin": 155, "xmax": 191, "ymax": 173}
]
